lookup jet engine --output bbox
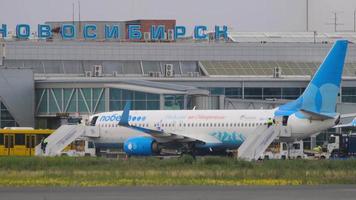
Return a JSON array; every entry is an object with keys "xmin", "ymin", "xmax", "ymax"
[{"xmin": 123, "ymin": 137, "xmax": 160, "ymax": 156}]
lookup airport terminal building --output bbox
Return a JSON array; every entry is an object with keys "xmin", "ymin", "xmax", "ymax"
[{"xmin": 1, "ymin": 20, "xmax": 356, "ymax": 147}]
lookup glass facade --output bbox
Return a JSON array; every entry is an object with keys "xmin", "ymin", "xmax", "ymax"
[
  {"xmin": 36, "ymin": 88, "xmax": 162, "ymax": 115},
  {"xmin": 342, "ymin": 87, "xmax": 356, "ymax": 103},
  {"xmin": 0, "ymin": 102, "xmax": 19, "ymax": 128},
  {"xmin": 225, "ymin": 88, "xmax": 242, "ymax": 99},
  {"xmin": 205, "ymin": 87, "xmax": 356, "ymax": 102},
  {"xmin": 36, "ymin": 88, "xmax": 105, "ymax": 115},
  {"xmin": 244, "ymin": 88, "xmax": 263, "ymax": 99},
  {"xmin": 164, "ymin": 95, "xmax": 184, "ymax": 110},
  {"xmin": 109, "ymin": 89, "xmax": 160, "ymax": 111}
]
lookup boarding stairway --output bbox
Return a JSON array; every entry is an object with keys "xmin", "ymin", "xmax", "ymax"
[
  {"xmin": 35, "ymin": 125, "xmax": 100, "ymax": 156},
  {"xmin": 238, "ymin": 125, "xmax": 290, "ymax": 161}
]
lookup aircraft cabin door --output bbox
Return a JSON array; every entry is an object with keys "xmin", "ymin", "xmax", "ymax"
[
  {"xmin": 282, "ymin": 116, "xmax": 289, "ymax": 126},
  {"xmin": 4, "ymin": 134, "xmax": 14, "ymax": 156},
  {"xmin": 25, "ymin": 135, "xmax": 36, "ymax": 156}
]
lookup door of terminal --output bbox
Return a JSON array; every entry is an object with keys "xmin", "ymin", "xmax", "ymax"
[
  {"xmin": 4, "ymin": 134, "xmax": 14, "ymax": 155},
  {"xmin": 25, "ymin": 135, "xmax": 36, "ymax": 156}
]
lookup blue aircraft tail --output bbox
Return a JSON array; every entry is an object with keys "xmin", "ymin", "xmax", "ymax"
[{"xmin": 275, "ymin": 40, "xmax": 348, "ymax": 117}]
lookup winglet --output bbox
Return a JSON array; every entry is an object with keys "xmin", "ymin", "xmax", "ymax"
[{"xmin": 118, "ymin": 101, "xmax": 131, "ymax": 126}]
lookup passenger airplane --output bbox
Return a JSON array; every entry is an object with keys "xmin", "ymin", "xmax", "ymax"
[{"xmin": 88, "ymin": 40, "xmax": 350, "ymax": 156}]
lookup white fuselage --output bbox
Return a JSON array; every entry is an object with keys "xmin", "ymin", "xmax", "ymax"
[{"xmin": 90, "ymin": 109, "xmax": 337, "ymax": 149}]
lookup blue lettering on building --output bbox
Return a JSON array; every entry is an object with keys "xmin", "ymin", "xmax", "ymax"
[
  {"xmin": 0, "ymin": 24, "xmax": 7, "ymax": 38},
  {"xmin": 0, "ymin": 23, "xmax": 229, "ymax": 41},
  {"xmin": 105, "ymin": 24, "xmax": 120, "ymax": 39},
  {"xmin": 214, "ymin": 25, "xmax": 228, "ymax": 40},
  {"xmin": 194, "ymin": 25, "xmax": 207, "ymax": 39},
  {"xmin": 128, "ymin": 25, "xmax": 142, "ymax": 40},
  {"xmin": 61, "ymin": 24, "xmax": 76, "ymax": 39},
  {"xmin": 150, "ymin": 25, "xmax": 165, "ymax": 40},
  {"xmin": 83, "ymin": 24, "xmax": 97, "ymax": 39},
  {"xmin": 174, "ymin": 26, "xmax": 186, "ymax": 39},
  {"xmin": 16, "ymin": 24, "xmax": 30, "ymax": 39},
  {"xmin": 38, "ymin": 24, "xmax": 52, "ymax": 38}
]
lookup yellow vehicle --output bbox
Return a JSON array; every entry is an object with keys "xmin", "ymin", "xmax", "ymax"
[{"xmin": 0, "ymin": 128, "xmax": 53, "ymax": 156}]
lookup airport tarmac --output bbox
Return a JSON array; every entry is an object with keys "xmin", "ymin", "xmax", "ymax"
[{"xmin": 0, "ymin": 185, "xmax": 355, "ymax": 200}]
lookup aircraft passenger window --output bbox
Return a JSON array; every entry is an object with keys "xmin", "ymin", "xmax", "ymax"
[
  {"xmin": 184, "ymin": 123, "xmax": 186, "ymax": 127},
  {"xmin": 210, "ymin": 123, "xmax": 213, "ymax": 127},
  {"xmin": 202, "ymin": 123, "xmax": 205, "ymax": 127},
  {"xmin": 221, "ymin": 123, "xmax": 224, "ymax": 127},
  {"xmin": 218, "ymin": 123, "xmax": 220, "ymax": 127},
  {"xmin": 230, "ymin": 123, "xmax": 233, "ymax": 127},
  {"xmin": 188, "ymin": 124, "xmax": 190, "ymax": 127}
]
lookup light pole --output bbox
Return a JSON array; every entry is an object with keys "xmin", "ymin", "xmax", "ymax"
[{"xmin": 354, "ymin": 9, "xmax": 356, "ymax": 32}]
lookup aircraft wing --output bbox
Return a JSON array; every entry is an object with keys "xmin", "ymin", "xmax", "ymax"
[{"xmin": 118, "ymin": 102, "xmax": 211, "ymax": 143}]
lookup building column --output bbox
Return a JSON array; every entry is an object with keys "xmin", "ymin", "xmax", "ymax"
[
  {"xmin": 310, "ymin": 133, "xmax": 319, "ymax": 149},
  {"xmin": 105, "ymin": 88, "xmax": 110, "ymax": 112},
  {"xmin": 160, "ymin": 94, "xmax": 165, "ymax": 110},
  {"xmin": 219, "ymin": 95, "xmax": 225, "ymax": 110},
  {"xmin": 183, "ymin": 95, "xmax": 188, "ymax": 109}
]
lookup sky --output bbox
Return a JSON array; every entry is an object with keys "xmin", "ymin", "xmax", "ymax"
[{"xmin": 1, "ymin": 0, "xmax": 356, "ymax": 33}]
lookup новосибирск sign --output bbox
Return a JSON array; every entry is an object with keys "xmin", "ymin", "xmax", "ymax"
[{"xmin": 0, "ymin": 24, "xmax": 228, "ymax": 40}]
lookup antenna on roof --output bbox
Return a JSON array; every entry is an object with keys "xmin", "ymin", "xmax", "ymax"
[
  {"xmin": 72, "ymin": 3, "xmax": 75, "ymax": 25},
  {"xmin": 78, "ymin": 0, "xmax": 81, "ymax": 33},
  {"xmin": 325, "ymin": 11, "xmax": 344, "ymax": 32}
]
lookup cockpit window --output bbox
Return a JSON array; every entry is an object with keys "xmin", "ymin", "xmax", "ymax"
[{"xmin": 90, "ymin": 116, "xmax": 99, "ymax": 126}]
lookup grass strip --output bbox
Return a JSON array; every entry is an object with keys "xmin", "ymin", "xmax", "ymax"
[{"xmin": 0, "ymin": 156, "xmax": 355, "ymax": 186}]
